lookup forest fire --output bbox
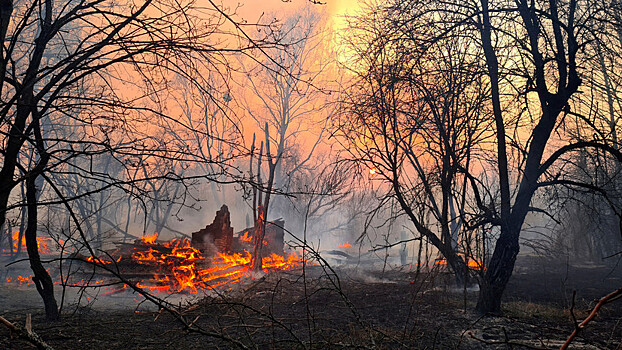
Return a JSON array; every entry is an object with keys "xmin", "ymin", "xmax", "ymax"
[
  {"xmin": 2, "ymin": 208, "xmax": 302, "ymax": 295},
  {"xmin": 435, "ymin": 256, "xmax": 485, "ymax": 271},
  {"xmin": 2, "ymin": 0, "xmax": 622, "ymax": 347},
  {"xmin": 120, "ymin": 233, "xmax": 302, "ymax": 293},
  {"xmin": 3, "ymin": 233, "xmax": 301, "ymax": 293},
  {"xmin": 1, "ymin": 231, "xmax": 55, "ymax": 255}
]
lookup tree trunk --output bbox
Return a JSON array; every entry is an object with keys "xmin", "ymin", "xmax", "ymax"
[
  {"xmin": 0, "ymin": 0, "xmax": 12, "ymax": 93},
  {"xmin": 474, "ymin": 0, "xmax": 515, "ymax": 312},
  {"xmin": 474, "ymin": 0, "xmax": 581, "ymax": 314},
  {"xmin": 475, "ymin": 225, "xmax": 520, "ymax": 314},
  {"xmin": 250, "ymin": 206, "xmax": 266, "ymax": 272},
  {"xmin": 25, "ymin": 173, "xmax": 59, "ymax": 321}
]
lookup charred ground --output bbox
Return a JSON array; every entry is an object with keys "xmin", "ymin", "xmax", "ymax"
[{"xmin": 1, "ymin": 255, "xmax": 621, "ymax": 349}]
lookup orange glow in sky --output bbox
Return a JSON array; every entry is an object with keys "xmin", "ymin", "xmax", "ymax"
[
  {"xmin": 327, "ymin": 0, "xmax": 363, "ymax": 30},
  {"xmin": 228, "ymin": 0, "xmax": 363, "ymax": 31}
]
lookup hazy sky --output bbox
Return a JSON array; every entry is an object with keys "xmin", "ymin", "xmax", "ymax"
[{"xmin": 227, "ymin": 0, "xmax": 363, "ymax": 31}]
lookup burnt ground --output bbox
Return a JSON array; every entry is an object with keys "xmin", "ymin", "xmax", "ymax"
[{"xmin": 1, "ymin": 255, "xmax": 621, "ymax": 349}]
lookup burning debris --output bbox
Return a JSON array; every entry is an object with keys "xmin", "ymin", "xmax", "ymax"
[
  {"xmin": 2, "ymin": 206, "xmax": 301, "ymax": 295},
  {"xmin": 235, "ymin": 218, "xmax": 285, "ymax": 255},
  {"xmin": 121, "ymin": 235, "xmax": 254, "ymax": 293},
  {"xmin": 1, "ymin": 231, "xmax": 55, "ymax": 256},
  {"xmin": 102, "ymin": 210, "xmax": 299, "ymax": 293},
  {"xmin": 117, "ymin": 233, "xmax": 298, "ymax": 293}
]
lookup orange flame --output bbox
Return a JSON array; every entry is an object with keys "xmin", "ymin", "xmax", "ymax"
[
  {"xmin": 140, "ymin": 232, "xmax": 158, "ymax": 244},
  {"xmin": 239, "ymin": 231, "xmax": 253, "ymax": 242},
  {"xmin": 238, "ymin": 231, "xmax": 267, "ymax": 246},
  {"xmin": 85, "ymin": 256, "xmax": 120, "ymax": 265},
  {"xmin": 338, "ymin": 242, "xmax": 352, "ymax": 248},
  {"xmin": 467, "ymin": 259, "xmax": 484, "ymax": 269},
  {"xmin": 5, "ymin": 234, "xmax": 303, "ymax": 294},
  {"xmin": 434, "ymin": 256, "xmax": 485, "ymax": 270},
  {"xmin": 128, "ymin": 237, "xmax": 301, "ymax": 293},
  {"xmin": 6, "ymin": 274, "xmax": 32, "ymax": 286},
  {"xmin": 10, "ymin": 231, "xmax": 52, "ymax": 254},
  {"xmin": 262, "ymin": 253, "xmax": 301, "ymax": 272}
]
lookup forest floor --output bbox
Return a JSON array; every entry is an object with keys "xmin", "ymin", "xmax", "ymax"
[{"xmin": 1, "ymin": 254, "xmax": 621, "ymax": 349}]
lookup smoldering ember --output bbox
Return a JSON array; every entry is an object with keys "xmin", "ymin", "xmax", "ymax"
[{"xmin": 1, "ymin": 0, "xmax": 622, "ymax": 349}]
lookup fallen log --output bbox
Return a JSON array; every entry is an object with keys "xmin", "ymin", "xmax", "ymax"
[{"xmin": 0, "ymin": 314, "xmax": 54, "ymax": 350}]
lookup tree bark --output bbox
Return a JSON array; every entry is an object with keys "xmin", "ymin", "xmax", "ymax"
[
  {"xmin": 475, "ymin": 225, "xmax": 521, "ymax": 313},
  {"xmin": 25, "ymin": 173, "xmax": 59, "ymax": 321},
  {"xmin": 250, "ymin": 124, "xmax": 278, "ymax": 272},
  {"xmin": 250, "ymin": 205, "xmax": 266, "ymax": 272}
]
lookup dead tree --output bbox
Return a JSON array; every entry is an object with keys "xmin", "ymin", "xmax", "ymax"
[
  {"xmin": 474, "ymin": 0, "xmax": 622, "ymax": 314},
  {"xmin": 241, "ymin": 8, "xmax": 333, "ymax": 216},
  {"xmin": 243, "ymin": 9, "xmax": 333, "ymax": 271},
  {"xmin": 249, "ymin": 127, "xmax": 280, "ymax": 272},
  {"xmin": 548, "ymin": 7, "xmax": 622, "ymax": 262}
]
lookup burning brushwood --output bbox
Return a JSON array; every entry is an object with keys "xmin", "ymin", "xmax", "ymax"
[{"xmin": 65, "ymin": 207, "xmax": 301, "ymax": 294}]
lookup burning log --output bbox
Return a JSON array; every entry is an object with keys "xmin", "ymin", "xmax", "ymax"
[{"xmin": 190, "ymin": 205, "xmax": 234, "ymax": 254}]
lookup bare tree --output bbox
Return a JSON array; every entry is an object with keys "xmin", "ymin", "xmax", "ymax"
[
  {"xmin": 549, "ymin": 4, "xmax": 622, "ymax": 262},
  {"xmin": 241, "ymin": 8, "xmax": 335, "ymax": 270},
  {"xmin": 473, "ymin": 0, "xmax": 622, "ymax": 314},
  {"xmin": 337, "ymin": 3, "xmax": 491, "ymax": 284},
  {"xmin": 339, "ymin": 0, "xmax": 622, "ymax": 314}
]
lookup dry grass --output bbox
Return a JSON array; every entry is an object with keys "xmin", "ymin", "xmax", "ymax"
[{"xmin": 502, "ymin": 300, "xmax": 590, "ymax": 321}]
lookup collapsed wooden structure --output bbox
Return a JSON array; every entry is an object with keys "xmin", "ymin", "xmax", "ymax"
[{"xmin": 191, "ymin": 204, "xmax": 285, "ymax": 255}]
